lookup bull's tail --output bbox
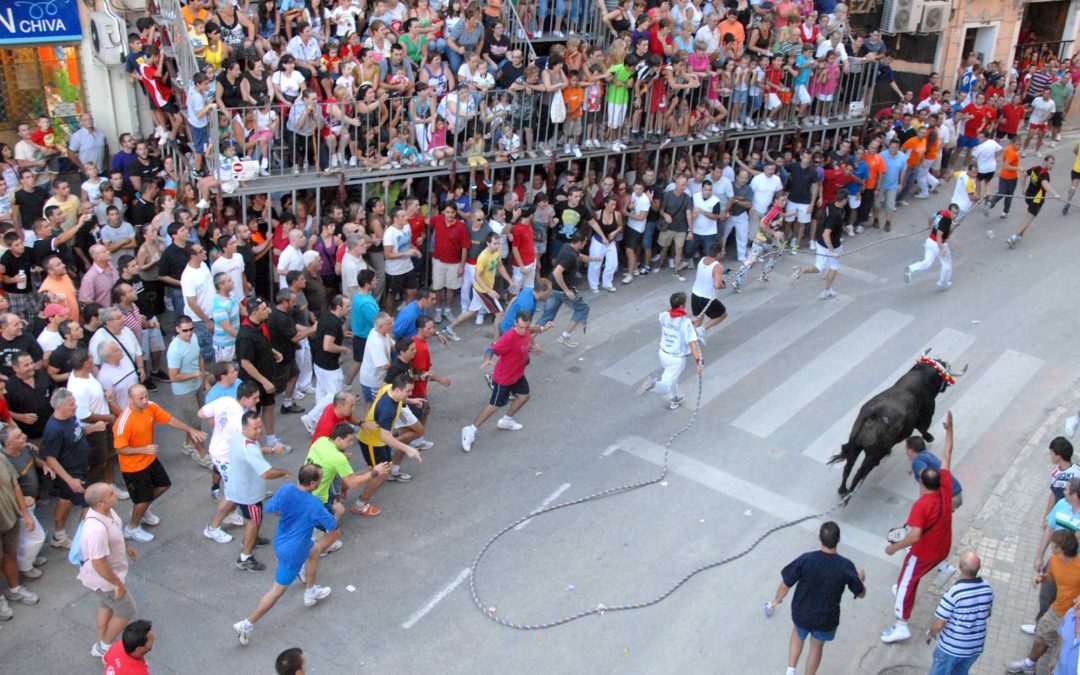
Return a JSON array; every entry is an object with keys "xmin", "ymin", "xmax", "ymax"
[
  {"xmin": 827, "ymin": 445, "xmax": 852, "ymax": 465},
  {"xmin": 828, "ymin": 416, "xmax": 868, "ymax": 465}
]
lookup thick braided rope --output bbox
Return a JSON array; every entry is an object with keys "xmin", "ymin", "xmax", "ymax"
[{"xmin": 467, "ymin": 364, "xmax": 860, "ymax": 630}]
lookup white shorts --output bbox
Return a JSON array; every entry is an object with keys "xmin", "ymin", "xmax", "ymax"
[
  {"xmin": 606, "ymin": 102, "xmax": 627, "ymax": 129},
  {"xmin": 766, "ymin": 93, "xmax": 782, "ymax": 111},
  {"xmin": 847, "ymin": 193, "xmax": 861, "ymax": 209},
  {"xmin": 817, "ymin": 93, "xmax": 833, "ymax": 102},
  {"xmin": 512, "ymin": 262, "xmax": 536, "ymax": 290},
  {"xmin": 784, "ymin": 201, "xmax": 812, "ymax": 224},
  {"xmin": 393, "ymin": 404, "xmax": 419, "ymax": 429},
  {"xmin": 431, "ymin": 259, "xmax": 463, "ymax": 290},
  {"xmin": 815, "ymin": 243, "xmax": 843, "ymax": 272},
  {"xmin": 214, "ymin": 345, "xmax": 235, "ymax": 362},
  {"xmin": 795, "ymin": 85, "xmax": 811, "ymax": 105}
]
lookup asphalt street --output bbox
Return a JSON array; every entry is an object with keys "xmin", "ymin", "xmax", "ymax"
[{"xmin": 3, "ymin": 140, "xmax": 1080, "ymax": 674}]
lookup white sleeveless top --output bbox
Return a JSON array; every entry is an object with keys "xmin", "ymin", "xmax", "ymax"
[{"xmin": 692, "ymin": 258, "xmax": 720, "ymax": 300}]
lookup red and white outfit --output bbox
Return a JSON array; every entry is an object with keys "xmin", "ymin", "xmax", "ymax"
[
  {"xmin": 649, "ymin": 308, "xmax": 698, "ymax": 404},
  {"xmin": 894, "ymin": 469, "xmax": 953, "ymax": 621}
]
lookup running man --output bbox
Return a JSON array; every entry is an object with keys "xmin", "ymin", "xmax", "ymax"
[
  {"xmin": 638, "ymin": 292, "xmax": 704, "ymax": 411},
  {"xmin": 231, "ymin": 464, "xmax": 339, "ymax": 646},
  {"xmin": 350, "ymin": 374, "xmax": 423, "ymax": 517},
  {"xmin": 689, "ymin": 242, "xmax": 728, "ymax": 340},
  {"xmin": 1064, "ymin": 142, "xmax": 1080, "ymax": 216},
  {"xmin": 441, "ymin": 232, "xmax": 512, "ymax": 341},
  {"xmin": 538, "ymin": 229, "xmax": 597, "ymax": 349},
  {"xmin": 731, "ymin": 191, "xmax": 788, "ymax": 293},
  {"xmin": 984, "ymin": 136, "xmax": 1021, "ymax": 219},
  {"xmin": 229, "ymin": 412, "xmax": 292, "ymax": 572},
  {"xmin": 461, "ymin": 311, "xmax": 549, "ymax": 453},
  {"xmin": 1008, "ymin": 155, "xmax": 1060, "ymax": 248},
  {"xmin": 905, "ymin": 203, "xmax": 957, "ymax": 289},
  {"xmin": 813, "ymin": 193, "xmax": 847, "ymax": 300}
]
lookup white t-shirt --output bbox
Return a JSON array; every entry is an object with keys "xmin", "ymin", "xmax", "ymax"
[
  {"xmin": 951, "ymin": 172, "xmax": 976, "ymax": 211},
  {"xmin": 211, "ymin": 253, "xmax": 246, "ymax": 302},
  {"xmin": 340, "ymin": 251, "xmax": 367, "ymax": 295},
  {"xmin": 99, "ymin": 221, "xmax": 137, "ymax": 268},
  {"xmin": 200, "ymin": 395, "xmax": 244, "ymax": 463},
  {"xmin": 383, "ymin": 224, "xmax": 414, "ymax": 276},
  {"xmin": 971, "ymin": 139, "xmax": 1002, "ymax": 174},
  {"xmin": 658, "ymin": 311, "xmax": 697, "ymax": 358},
  {"xmin": 330, "ymin": 5, "xmax": 362, "ymax": 37},
  {"xmin": 37, "ymin": 328, "xmax": 63, "ymax": 354},
  {"xmin": 692, "ymin": 193, "xmax": 721, "ymax": 235},
  {"xmin": 359, "ymin": 328, "xmax": 393, "ymax": 389},
  {"xmin": 67, "ymin": 372, "xmax": 110, "ymax": 420},
  {"xmin": 181, "ymin": 262, "xmax": 216, "ymax": 319},
  {"xmin": 276, "ymin": 245, "xmax": 304, "ymax": 288},
  {"xmin": 749, "ymin": 173, "xmax": 783, "ymax": 214},
  {"xmin": 1029, "ymin": 96, "xmax": 1056, "ymax": 125},
  {"xmin": 88, "ymin": 325, "xmax": 143, "ymax": 367},
  {"xmin": 271, "ymin": 70, "xmax": 306, "ymax": 100},
  {"xmin": 626, "ymin": 192, "xmax": 650, "ymax": 233}
]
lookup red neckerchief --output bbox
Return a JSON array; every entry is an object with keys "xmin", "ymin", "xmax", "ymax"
[
  {"xmin": 669, "ymin": 308, "xmax": 688, "ymax": 318},
  {"xmin": 242, "ymin": 316, "xmax": 270, "ymax": 340}
]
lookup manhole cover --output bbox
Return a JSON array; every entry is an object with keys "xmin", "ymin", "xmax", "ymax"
[
  {"xmin": 877, "ymin": 667, "xmax": 924, "ymax": 675},
  {"xmin": 567, "ymin": 366, "xmax": 581, "ymax": 373}
]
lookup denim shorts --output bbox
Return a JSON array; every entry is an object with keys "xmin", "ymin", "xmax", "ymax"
[{"xmin": 795, "ymin": 624, "xmax": 836, "ymax": 642}]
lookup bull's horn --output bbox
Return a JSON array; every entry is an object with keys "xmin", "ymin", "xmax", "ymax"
[
  {"xmin": 923, "ymin": 348, "xmax": 932, "ymax": 356},
  {"xmin": 950, "ymin": 364, "xmax": 969, "ymax": 377}
]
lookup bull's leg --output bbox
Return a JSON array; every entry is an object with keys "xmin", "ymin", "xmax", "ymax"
[
  {"xmin": 847, "ymin": 453, "xmax": 887, "ymax": 495},
  {"xmin": 919, "ymin": 402, "xmax": 937, "ymax": 442},
  {"xmin": 838, "ymin": 452, "xmax": 858, "ymax": 495}
]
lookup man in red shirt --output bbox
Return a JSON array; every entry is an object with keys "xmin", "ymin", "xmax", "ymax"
[
  {"xmin": 819, "ymin": 160, "xmax": 854, "ymax": 210},
  {"xmin": 460, "ymin": 311, "xmax": 549, "ymax": 453},
  {"xmin": 881, "ymin": 410, "xmax": 956, "ymax": 643},
  {"xmin": 956, "ymin": 92, "xmax": 992, "ymax": 169},
  {"xmin": 135, "ymin": 45, "xmax": 182, "ymax": 147},
  {"xmin": 429, "ymin": 204, "xmax": 468, "ymax": 324},
  {"xmin": 997, "ymin": 94, "xmax": 1026, "ymax": 140},
  {"xmin": 510, "ymin": 214, "xmax": 537, "ymax": 290},
  {"xmin": 103, "ymin": 618, "xmax": 153, "ymax": 674},
  {"xmin": 310, "ymin": 391, "xmax": 361, "ymax": 443}
]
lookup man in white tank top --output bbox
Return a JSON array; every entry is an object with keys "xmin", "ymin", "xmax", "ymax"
[{"xmin": 638, "ymin": 292, "xmax": 703, "ymax": 411}]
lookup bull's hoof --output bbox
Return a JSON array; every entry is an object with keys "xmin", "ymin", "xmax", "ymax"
[{"xmin": 923, "ymin": 432, "xmax": 935, "ymax": 443}]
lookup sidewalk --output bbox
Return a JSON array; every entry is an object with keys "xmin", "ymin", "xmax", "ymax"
[{"xmin": 850, "ymin": 396, "xmax": 1078, "ymax": 675}]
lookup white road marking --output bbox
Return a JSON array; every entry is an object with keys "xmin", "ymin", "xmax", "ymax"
[
  {"xmin": 879, "ymin": 348, "xmax": 1045, "ymax": 496},
  {"xmin": 401, "ymin": 567, "xmax": 471, "ymax": 629},
  {"xmin": 802, "ymin": 328, "xmax": 977, "ymax": 464},
  {"xmin": 515, "ymin": 483, "xmax": 572, "ymax": 530},
  {"xmin": 733, "ymin": 309, "xmax": 914, "ymax": 438},
  {"xmin": 836, "ymin": 265, "xmax": 880, "ymax": 283},
  {"xmin": 599, "ymin": 282, "xmax": 781, "ymax": 385},
  {"xmin": 619, "ymin": 438, "xmax": 890, "ymax": 562}
]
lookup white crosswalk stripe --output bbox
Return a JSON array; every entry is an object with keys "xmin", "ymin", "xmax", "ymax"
[
  {"xmin": 732, "ymin": 309, "xmax": 914, "ymax": 439},
  {"xmin": 802, "ymin": 328, "xmax": 977, "ymax": 464}
]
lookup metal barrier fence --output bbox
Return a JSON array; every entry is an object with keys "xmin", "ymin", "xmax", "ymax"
[
  {"xmin": 204, "ymin": 55, "xmax": 877, "ymax": 183},
  {"xmin": 1014, "ymin": 40, "xmax": 1075, "ymax": 65}
]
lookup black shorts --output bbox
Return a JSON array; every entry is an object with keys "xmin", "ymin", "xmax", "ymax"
[
  {"xmin": 86, "ymin": 430, "xmax": 114, "ymax": 484},
  {"xmin": 386, "ymin": 271, "xmax": 419, "ymax": 296},
  {"xmin": 360, "ymin": 442, "xmax": 392, "ymax": 467},
  {"xmin": 56, "ymin": 472, "xmax": 88, "ymax": 507},
  {"xmin": 272, "ymin": 361, "xmax": 299, "ymax": 394},
  {"xmin": 1072, "ymin": 170, "xmax": 1080, "ymax": 182},
  {"xmin": 622, "ymin": 227, "xmax": 644, "ymax": 252},
  {"xmin": 352, "ymin": 336, "xmax": 367, "ymax": 363},
  {"xmin": 122, "ymin": 459, "xmax": 172, "ymax": 504},
  {"xmin": 977, "ymin": 171, "xmax": 994, "ymax": 183},
  {"xmin": 1026, "ymin": 196, "xmax": 1044, "ymax": 217},
  {"xmin": 490, "ymin": 376, "xmax": 529, "ymax": 407},
  {"xmin": 243, "ymin": 377, "xmax": 276, "ymax": 406},
  {"xmin": 995, "ymin": 130, "xmax": 1017, "ymax": 140},
  {"xmin": 238, "ymin": 501, "xmax": 264, "ymax": 526},
  {"xmin": 1052, "ymin": 111, "xmax": 1064, "ymax": 128},
  {"xmin": 691, "ymin": 294, "xmax": 726, "ymax": 319}
]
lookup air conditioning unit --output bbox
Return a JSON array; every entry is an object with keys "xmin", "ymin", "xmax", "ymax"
[
  {"xmin": 881, "ymin": 0, "xmax": 922, "ymax": 34},
  {"xmin": 90, "ymin": 11, "xmax": 126, "ymax": 67},
  {"xmin": 919, "ymin": 0, "xmax": 950, "ymax": 32}
]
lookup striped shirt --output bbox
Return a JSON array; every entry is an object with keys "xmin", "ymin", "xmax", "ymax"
[
  {"xmin": 934, "ymin": 577, "xmax": 994, "ymax": 657},
  {"xmin": 1027, "ymin": 70, "xmax": 1055, "ymax": 98}
]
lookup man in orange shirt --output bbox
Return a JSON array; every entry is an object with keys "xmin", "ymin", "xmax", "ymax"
[
  {"xmin": 985, "ymin": 136, "xmax": 1021, "ymax": 218},
  {"xmin": 114, "ymin": 384, "xmax": 206, "ymax": 543},
  {"xmin": 861, "ymin": 138, "xmax": 886, "ymax": 229},
  {"xmin": 717, "ymin": 9, "xmax": 745, "ymax": 58},
  {"xmin": 899, "ymin": 127, "xmax": 929, "ymax": 203}
]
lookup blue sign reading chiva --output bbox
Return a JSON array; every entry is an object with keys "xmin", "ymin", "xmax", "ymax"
[{"xmin": 0, "ymin": 0, "xmax": 84, "ymax": 45}]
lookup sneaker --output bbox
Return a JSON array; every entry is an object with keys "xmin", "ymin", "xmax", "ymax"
[
  {"xmin": 1004, "ymin": 660, "xmax": 1036, "ymax": 673},
  {"xmin": 1065, "ymin": 204, "xmax": 1072, "ymax": 216},
  {"xmin": 350, "ymin": 501, "xmax": 380, "ymax": 517},
  {"xmin": 301, "ymin": 416, "xmax": 317, "ymax": 434},
  {"xmin": 124, "ymin": 526, "xmax": 154, "ymax": 542},
  {"xmin": 622, "ymin": 273, "xmax": 633, "ymax": 284},
  {"xmin": 913, "ymin": 193, "xmax": 930, "ymax": 199},
  {"xmin": 573, "ymin": 146, "xmax": 582, "ymax": 158},
  {"xmin": 1066, "ymin": 414, "xmax": 1079, "ymax": 438},
  {"xmin": 144, "ymin": 379, "xmax": 158, "ymax": 392},
  {"xmin": 603, "ymin": 286, "xmax": 617, "ymax": 293},
  {"xmin": 904, "ymin": 268, "xmax": 911, "ymax": 284},
  {"xmin": 194, "ymin": 453, "xmax": 213, "ymax": 469},
  {"xmin": 1007, "ymin": 234, "xmax": 1018, "ymax": 249},
  {"xmin": 695, "ymin": 326, "xmax": 707, "ymax": 347},
  {"xmin": 557, "ymin": 334, "xmax": 579, "ymax": 348},
  {"xmin": 233, "ymin": 620, "xmax": 252, "ymax": 646},
  {"xmin": 49, "ymin": 531, "xmax": 71, "ymax": 549},
  {"xmin": 91, "ymin": 641, "xmax": 109, "ymax": 658},
  {"xmin": 0, "ymin": 595, "xmax": 10, "ymax": 620},
  {"xmin": 5, "ymin": 586, "xmax": 39, "ymax": 605},
  {"xmin": 553, "ymin": 30, "xmax": 565, "ymax": 38},
  {"xmin": 880, "ymin": 623, "xmax": 911, "ymax": 643},
  {"xmin": 203, "ymin": 525, "xmax": 234, "ymax": 543},
  {"xmin": 21, "ymin": 566, "xmax": 43, "ymax": 579},
  {"xmin": 765, "ymin": 119, "xmax": 776, "ymax": 128},
  {"xmin": 475, "ymin": 312, "xmax": 485, "ymax": 325},
  {"xmin": 320, "ymin": 540, "xmax": 343, "ymax": 557},
  {"xmin": 855, "ymin": 225, "xmax": 865, "ymax": 234},
  {"xmin": 442, "ymin": 310, "xmax": 456, "ymax": 324},
  {"xmin": 280, "ymin": 403, "xmax": 304, "ymax": 414},
  {"xmin": 591, "ymin": 287, "xmax": 601, "ymax": 294},
  {"xmin": 638, "ymin": 377, "xmax": 657, "ymax": 395},
  {"xmin": 140, "ymin": 509, "xmax": 160, "ymax": 526},
  {"xmin": 387, "ymin": 471, "xmax": 413, "ymax": 482},
  {"xmin": 819, "ymin": 289, "xmax": 837, "ymax": 300},
  {"xmin": 668, "ymin": 395, "xmax": 686, "ymax": 410},
  {"xmin": 442, "ymin": 327, "xmax": 461, "ymax": 342},
  {"xmin": 195, "ymin": 199, "xmax": 210, "ymax": 210},
  {"xmin": 235, "ymin": 556, "xmax": 266, "ymax": 572},
  {"xmin": 115, "ymin": 484, "xmax": 130, "ymax": 501},
  {"xmin": 224, "ymin": 510, "xmax": 244, "ymax": 527},
  {"xmin": 496, "ymin": 416, "xmax": 524, "ymax": 431},
  {"xmin": 304, "ymin": 585, "xmax": 331, "ymax": 607},
  {"xmin": 461, "ymin": 424, "xmax": 477, "ymax": 453},
  {"xmin": 674, "ymin": 273, "xmax": 686, "ymax": 282},
  {"xmin": 1020, "ymin": 623, "xmax": 1037, "ymax": 635},
  {"xmin": 411, "ymin": 438, "xmax": 435, "ymax": 451},
  {"xmin": 937, "ymin": 281, "xmax": 952, "ymax": 289},
  {"xmin": 898, "ymin": 200, "xmax": 910, "ymax": 207}
]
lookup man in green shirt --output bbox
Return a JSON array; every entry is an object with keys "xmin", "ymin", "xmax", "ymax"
[
  {"xmin": 304, "ymin": 423, "xmax": 390, "ymax": 522},
  {"xmin": 605, "ymin": 56, "xmax": 635, "ymax": 151},
  {"xmin": 1049, "ymin": 74, "xmax": 1075, "ymax": 146}
]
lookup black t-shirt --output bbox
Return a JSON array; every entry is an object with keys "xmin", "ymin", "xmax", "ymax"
[
  {"xmin": 235, "ymin": 322, "xmax": 274, "ymax": 385},
  {"xmin": 0, "ymin": 333, "xmax": 42, "ymax": 375},
  {"xmin": 931, "ymin": 211, "xmax": 952, "ymax": 243},
  {"xmin": 32, "ymin": 232, "xmax": 79, "ymax": 270},
  {"xmin": 311, "ymin": 312, "xmax": 343, "ymax": 370},
  {"xmin": 496, "ymin": 62, "xmax": 525, "ymax": 90},
  {"xmin": 780, "ymin": 550, "xmax": 864, "ymax": 632},
  {"xmin": 731, "ymin": 184, "xmax": 753, "ymax": 216},
  {"xmin": 13, "ymin": 187, "xmax": 48, "ymax": 230},
  {"xmin": 48, "ymin": 343, "xmax": 78, "ymax": 379},
  {"xmin": 553, "ymin": 202, "xmax": 588, "ymax": 243},
  {"xmin": 553, "ymin": 244, "xmax": 581, "ymax": 292},
  {"xmin": 42, "ymin": 414, "xmax": 91, "ymax": 476},
  {"xmin": 267, "ymin": 307, "xmax": 298, "ymax": 365},
  {"xmin": 786, "ymin": 164, "xmax": 819, "ymax": 205},
  {"xmin": 661, "ymin": 190, "xmax": 693, "ymax": 232},
  {"xmin": 6, "ymin": 370, "xmax": 52, "ymax": 438},
  {"xmin": 237, "ymin": 243, "xmax": 258, "ymax": 288},
  {"xmin": 124, "ymin": 273, "xmax": 154, "ymax": 319},
  {"xmin": 132, "ymin": 157, "xmax": 162, "ymax": 187},
  {"xmin": 466, "ymin": 224, "xmax": 493, "ymax": 262},
  {"xmin": 159, "ymin": 243, "xmax": 188, "ymax": 284},
  {"xmin": 816, "ymin": 203, "xmax": 845, "ymax": 248},
  {"xmin": 0, "ymin": 250, "xmax": 34, "ymax": 294},
  {"xmin": 1026, "ymin": 166, "xmax": 1051, "ymax": 197},
  {"xmin": 127, "ymin": 198, "xmax": 157, "ymax": 227},
  {"xmin": 384, "ymin": 356, "xmax": 417, "ymax": 384},
  {"xmin": 646, "ymin": 182, "xmax": 664, "ymax": 221}
]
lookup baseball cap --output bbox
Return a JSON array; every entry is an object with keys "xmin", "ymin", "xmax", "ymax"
[{"xmin": 44, "ymin": 303, "xmax": 70, "ymax": 319}]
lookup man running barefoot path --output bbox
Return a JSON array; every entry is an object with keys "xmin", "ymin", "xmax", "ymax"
[
  {"xmin": 1008, "ymin": 155, "xmax": 1061, "ymax": 248},
  {"xmin": 639, "ymin": 293, "xmax": 704, "ymax": 411}
]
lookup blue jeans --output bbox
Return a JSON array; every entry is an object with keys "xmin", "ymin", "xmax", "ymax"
[
  {"xmin": 166, "ymin": 286, "xmax": 185, "ymax": 316},
  {"xmin": 447, "ymin": 49, "xmax": 467, "ymax": 76},
  {"xmin": 536, "ymin": 0, "xmax": 565, "ymax": 19},
  {"xmin": 539, "ymin": 290, "xmax": 589, "ymax": 329},
  {"xmin": 928, "ymin": 646, "xmax": 978, "ymax": 675},
  {"xmin": 642, "ymin": 220, "xmax": 658, "ymax": 251},
  {"xmin": 192, "ymin": 321, "xmax": 215, "ymax": 363},
  {"xmin": 684, "ymin": 233, "xmax": 717, "ymax": 260}
]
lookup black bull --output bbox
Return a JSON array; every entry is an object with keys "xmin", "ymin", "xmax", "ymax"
[{"xmin": 828, "ymin": 358, "xmax": 964, "ymax": 497}]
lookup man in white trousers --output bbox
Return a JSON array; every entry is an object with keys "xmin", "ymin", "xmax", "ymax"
[
  {"xmin": 638, "ymin": 292, "xmax": 704, "ymax": 411},
  {"xmin": 905, "ymin": 203, "xmax": 957, "ymax": 289},
  {"xmin": 300, "ymin": 295, "xmax": 350, "ymax": 432}
]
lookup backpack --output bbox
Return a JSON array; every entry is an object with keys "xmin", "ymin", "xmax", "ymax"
[{"xmin": 68, "ymin": 514, "xmax": 106, "ymax": 566}]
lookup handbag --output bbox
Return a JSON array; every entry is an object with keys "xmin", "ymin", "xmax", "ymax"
[{"xmin": 549, "ymin": 92, "xmax": 566, "ymax": 124}]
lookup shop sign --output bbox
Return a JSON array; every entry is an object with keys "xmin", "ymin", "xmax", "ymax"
[{"xmin": 0, "ymin": 0, "xmax": 83, "ymax": 46}]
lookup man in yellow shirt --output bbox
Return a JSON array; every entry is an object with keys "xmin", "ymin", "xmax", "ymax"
[
  {"xmin": 440, "ymin": 232, "xmax": 512, "ymax": 336},
  {"xmin": 350, "ymin": 374, "xmax": 422, "ymax": 518},
  {"xmin": 1064, "ymin": 142, "xmax": 1080, "ymax": 216},
  {"xmin": 42, "ymin": 180, "xmax": 81, "ymax": 231}
]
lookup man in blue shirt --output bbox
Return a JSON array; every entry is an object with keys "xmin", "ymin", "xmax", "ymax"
[
  {"xmin": 347, "ymin": 269, "xmax": 379, "ymax": 387},
  {"xmin": 393, "ymin": 287, "xmax": 437, "ymax": 339},
  {"xmin": 232, "ymin": 463, "xmax": 339, "ymax": 646},
  {"xmin": 497, "ymin": 279, "xmax": 553, "ymax": 336},
  {"xmin": 879, "ymin": 138, "xmax": 909, "ymax": 233},
  {"xmin": 906, "ymin": 436, "xmax": 963, "ymax": 510}
]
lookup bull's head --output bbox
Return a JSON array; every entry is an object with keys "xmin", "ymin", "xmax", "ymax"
[{"xmin": 917, "ymin": 352, "xmax": 967, "ymax": 393}]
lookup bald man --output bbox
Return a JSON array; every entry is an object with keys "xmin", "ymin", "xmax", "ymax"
[
  {"xmin": 78, "ymin": 244, "xmax": 120, "ymax": 307},
  {"xmin": 930, "ymin": 551, "xmax": 993, "ymax": 673}
]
